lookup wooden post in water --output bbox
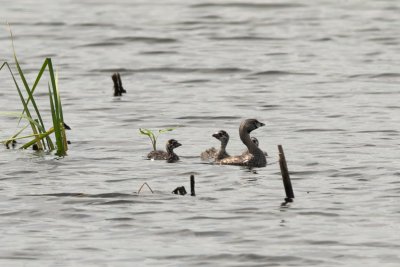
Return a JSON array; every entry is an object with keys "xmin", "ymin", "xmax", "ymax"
[
  {"xmin": 278, "ymin": 145, "xmax": 294, "ymax": 201},
  {"xmin": 111, "ymin": 72, "xmax": 126, "ymax": 96},
  {"xmin": 117, "ymin": 73, "xmax": 126, "ymax": 94},
  {"xmin": 112, "ymin": 73, "xmax": 120, "ymax": 96},
  {"xmin": 190, "ymin": 175, "xmax": 196, "ymax": 196}
]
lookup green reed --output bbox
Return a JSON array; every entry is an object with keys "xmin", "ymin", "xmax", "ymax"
[
  {"xmin": 0, "ymin": 25, "xmax": 68, "ymax": 156},
  {"xmin": 139, "ymin": 128, "xmax": 175, "ymax": 151}
]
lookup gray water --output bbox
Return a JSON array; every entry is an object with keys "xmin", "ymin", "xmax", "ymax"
[{"xmin": 1, "ymin": 0, "xmax": 400, "ymax": 266}]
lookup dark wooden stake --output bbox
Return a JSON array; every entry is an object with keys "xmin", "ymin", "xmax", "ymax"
[
  {"xmin": 117, "ymin": 73, "xmax": 126, "ymax": 93},
  {"xmin": 278, "ymin": 145, "xmax": 294, "ymax": 201},
  {"xmin": 190, "ymin": 175, "xmax": 195, "ymax": 196},
  {"xmin": 112, "ymin": 73, "xmax": 120, "ymax": 96},
  {"xmin": 112, "ymin": 72, "xmax": 126, "ymax": 96}
]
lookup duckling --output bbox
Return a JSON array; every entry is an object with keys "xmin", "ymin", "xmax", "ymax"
[
  {"xmin": 147, "ymin": 139, "xmax": 182, "ymax": 163},
  {"xmin": 201, "ymin": 130, "xmax": 230, "ymax": 161},
  {"xmin": 218, "ymin": 119, "xmax": 267, "ymax": 167},
  {"xmin": 241, "ymin": 137, "xmax": 268, "ymax": 157}
]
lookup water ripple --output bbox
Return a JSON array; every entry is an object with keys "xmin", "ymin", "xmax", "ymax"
[
  {"xmin": 176, "ymin": 115, "xmax": 240, "ymax": 120},
  {"xmin": 92, "ymin": 67, "xmax": 248, "ymax": 74},
  {"xmin": 250, "ymin": 70, "xmax": 316, "ymax": 76},
  {"xmin": 371, "ymin": 73, "xmax": 400, "ymax": 78},
  {"xmin": 78, "ymin": 41, "xmax": 122, "ymax": 47},
  {"xmin": 210, "ymin": 36, "xmax": 288, "ymax": 41},
  {"xmin": 191, "ymin": 3, "xmax": 306, "ymax": 9},
  {"xmin": 73, "ymin": 22, "xmax": 115, "ymax": 27},
  {"xmin": 295, "ymin": 128, "xmax": 345, "ymax": 132},
  {"xmin": 297, "ymin": 211, "xmax": 339, "ymax": 217},
  {"xmin": 34, "ymin": 22, "xmax": 65, "ymax": 26},
  {"xmin": 111, "ymin": 36, "xmax": 178, "ymax": 44}
]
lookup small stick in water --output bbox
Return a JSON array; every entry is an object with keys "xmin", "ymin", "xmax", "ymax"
[
  {"xmin": 278, "ymin": 145, "xmax": 294, "ymax": 201},
  {"xmin": 138, "ymin": 182, "xmax": 154, "ymax": 194},
  {"xmin": 190, "ymin": 175, "xmax": 195, "ymax": 196},
  {"xmin": 112, "ymin": 72, "xmax": 126, "ymax": 96}
]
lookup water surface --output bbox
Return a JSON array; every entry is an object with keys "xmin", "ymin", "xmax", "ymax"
[{"xmin": 1, "ymin": 1, "xmax": 400, "ymax": 266}]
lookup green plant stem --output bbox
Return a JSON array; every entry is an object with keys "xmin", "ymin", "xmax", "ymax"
[{"xmin": 20, "ymin": 127, "xmax": 55, "ymax": 150}]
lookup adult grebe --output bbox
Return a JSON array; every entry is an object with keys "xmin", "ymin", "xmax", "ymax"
[{"xmin": 219, "ymin": 119, "xmax": 267, "ymax": 167}]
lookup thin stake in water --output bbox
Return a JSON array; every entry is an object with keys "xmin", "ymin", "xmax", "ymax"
[
  {"xmin": 190, "ymin": 175, "xmax": 196, "ymax": 196},
  {"xmin": 278, "ymin": 145, "xmax": 294, "ymax": 201}
]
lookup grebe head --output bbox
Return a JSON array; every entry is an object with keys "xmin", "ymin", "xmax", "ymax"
[
  {"xmin": 212, "ymin": 130, "xmax": 229, "ymax": 143},
  {"xmin": 251, "ymin": 136, "xmax": 259, "ymax": 147},
  {"xmin": 241, "ymin": 119, "xmax": 265, "ymax": 133},
  {"xmin": 167, "ymin": 139, "xmax": 182, "ymax": 150}
]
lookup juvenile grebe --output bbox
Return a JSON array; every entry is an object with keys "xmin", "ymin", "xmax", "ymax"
[
  {"xmin": 219, "ymin": 119, "xmax": 267, "ymax": 167},
  {"xmin": 242, "ymin": 137, "xmax": 268, "ymax": 157},
  {"xmin": 201, "ymin": 130, "xmax": 230, "ymax": 161},
  {"xmin": 147, "ymin": 139, "xmax": 181, "ymax": 163}
]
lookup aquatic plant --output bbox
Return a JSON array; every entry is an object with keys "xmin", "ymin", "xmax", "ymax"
[
  {"xmin": 139, "ymin": 127, "xmax": 175, "ymax": 151},
  {"xmin": 0, "ymin": 25, "xmax": 68, "ymax": 156}
]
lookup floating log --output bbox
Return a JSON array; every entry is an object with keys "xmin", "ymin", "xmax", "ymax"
[
  {"xmin": 278, "ymin": 145, "xmax": 294, "ymax": 201},
  {"xmin": 190, "ymin": 175, "xmax": 195, "ymax": 196}
]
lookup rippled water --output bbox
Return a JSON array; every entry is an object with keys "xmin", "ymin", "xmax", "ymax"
[{"xmin": 1, "ymin": 0, "xmax": 400, "ymax": 266}]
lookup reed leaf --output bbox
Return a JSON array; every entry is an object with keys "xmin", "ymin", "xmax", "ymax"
[
  {"xmin": 159, "ymin": 128, "xmax": 175, "ymax": 134},
  {"xmin": 20, "ymin": 127, "xmax": 56, "ymax": 150},
  {"xmin": 0, "ymin": 62, "xmax": 43, "ymax": 149},
  {"xmin": 139, "ymin": 127, "xmax": 176, "ymax": 151},
  {"xmin": 1, "ymin": 124, "xmax": 28, "ymax": 147},
  {"xmin": 8, "ymin": 26, "xmax": 48, "ymax": 150},
  {"xmin": 48, "ymin": 83, "xmax": 65, "ymax": 156},
  {"xmin": 139, "ymin": 128, "xmax": 157, "ymax": 151},
  {"xmin": 55, "ymin": 72, "xmax": 68, "ymax": 152},
  {"xmin": 0, "ymin": 112, "xmax": 55, "ymax": 149},
  {"xmin": 0, "ymin": 111, "xmax": 44, "ymax": 129},
  {"xmin": 0, "ymin": 25, "xmax": 68, "ymax": 155}
]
